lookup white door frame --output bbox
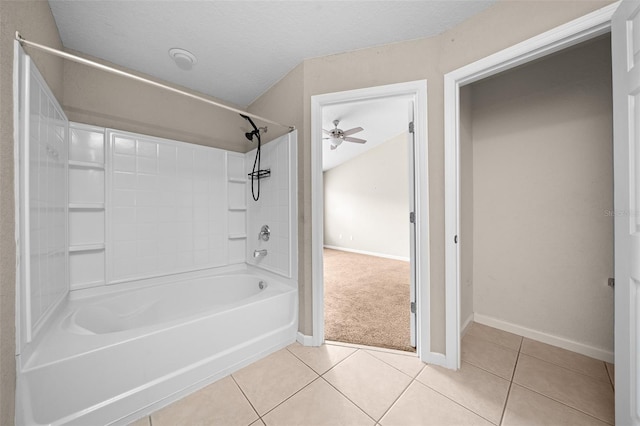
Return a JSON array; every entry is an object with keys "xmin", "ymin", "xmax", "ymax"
[
  {"xmin": 444, "ymin": 2, "xmax": 619, "ymax": 369},
  {"xmin": 311, "ymin": 81, "xmax": 437, "ymax": 363}
]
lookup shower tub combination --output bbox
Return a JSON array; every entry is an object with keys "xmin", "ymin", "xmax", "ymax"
[{"xmin": 17, "ymin": 267, "xmax": 298, "ymax": 425}]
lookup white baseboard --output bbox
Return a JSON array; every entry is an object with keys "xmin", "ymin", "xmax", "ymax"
[
  {"xmin": 297, "ymin": 332, "xmax": 314, "ymax": 346},
  {"xmin": 473, "ymin": 313, "xmax": 614, "ymax": 363},
  {"xmin": 461, "ymin": 313, "xmax": 475, "ymax": 337},
  {"xmin": 424, "ymin": 351, "xmax": 447, "ymax": 367},
  {"xmin": 323, "ymin": 245, "xmax": 410, "ymax": 262}
]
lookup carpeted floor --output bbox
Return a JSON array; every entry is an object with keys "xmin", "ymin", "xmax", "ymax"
[{"xmin": 323, "ymin": 248, "xmax": 415, "ymax": 352}]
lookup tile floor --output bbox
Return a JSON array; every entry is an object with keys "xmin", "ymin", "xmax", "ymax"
[{"xmin": 130, "ymin": 323, "xmax": 615, "ymax": 426}]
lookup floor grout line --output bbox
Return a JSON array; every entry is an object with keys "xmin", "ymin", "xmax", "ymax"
[
  {"xmin": 517, "ymin": 352, "xmax": 614, "ymax": 384},
  {"xmin": 498, "ymin": 337, "xmax": 523, "ymax": 425},
  {"xmin": 375, "ymin": 374, "xmax": 416, "ymax": 423},
  {"xmin": 413, "ymin": 376, "xmax": 499, "ymax": 425},
  {"xmin": 514, "ymin": 381, "xmax": 614, "ymax": 425},
  {"xmin": 318, "ymin": 375, "xmax": 379, "ymax": 424},
  {"xmin": 286, "ymin": 341, "xmax": 359, "ymax": 375},
  {"xmin": 256, "ymin": 375, "xmax": 323, "ymax": 420},
  {"xmin": 230, "ymin": 374, "xmax": 263, "ymax": 422},
  {"xmin": 605, "ymin": 361, "xmax": 615, "ymax": 391},
  {"xmin": 319, "ymin": 346, "xmax": 361, "ymax": 376},
  {"xmin": 364, "ymin": 348, "xmax": 426, "ymax": 379}
]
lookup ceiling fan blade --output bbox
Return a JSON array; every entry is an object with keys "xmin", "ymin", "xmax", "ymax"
[
  {"xmin": 345, "ymin": 137, "xmax": 366, "ymax": 144},
  {"xmin": 342, "ymin": 127, "xmax": 363, "ymax": 137},
  {"xmin": 323, "ymin": 129, "xmax": 332, "ymax": 136}
]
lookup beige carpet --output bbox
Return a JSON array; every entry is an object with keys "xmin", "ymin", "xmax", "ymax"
[{"xmin": 323, "ymin": 248, "xmax": 415, "ymax": 352}]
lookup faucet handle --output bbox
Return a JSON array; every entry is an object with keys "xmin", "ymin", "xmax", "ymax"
[{"xmin": 259, "ymin": 225, "xmax": 270, "ymax": 241}]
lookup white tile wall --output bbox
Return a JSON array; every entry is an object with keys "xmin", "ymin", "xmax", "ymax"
[
  {"xmin": 107, "ymin": 130, "xmax": 228, "ymax": 282},
  {"xmin": 246, "ymin": 132, "xmax": 296, "ymax": 278},
  {"xmin": 24, "ymin": 57, "xmax": 69, "ymax": 336},
  {"xmin": 68, "ymin": 123, "xmax": 106, "ymax": 290},
  {"xmin": 227, "ymin": 153, "xmax": 247, "ymax": 264}
]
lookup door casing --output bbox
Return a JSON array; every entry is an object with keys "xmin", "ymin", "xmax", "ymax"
[
  {"xmin": 310, "ymin": 81, "xmax": 434, "ymax": 363},
  {"xmin": 443, "ymin": 0, "xmax": 619, "ymax": 367}
]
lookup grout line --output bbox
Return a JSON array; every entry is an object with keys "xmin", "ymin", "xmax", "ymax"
[
  {"xmin": 414, "ymin": 376, "xmax": 498, "ymax": 425},
  {"xmin": 512, "ymin": 340, "xmax": 613, "ymax": 425},
  {"xmin": 466, "ymin": 325, "xmax": 523, "ymax": 352},
  {"xmin": 230, "ymin": 374, "xmax": 262, "ymax": 421},
  {"xmin": 376, "ymin": 374, "xmax": 416, "ymax": 423},
  {"xmin": 285, "ymin": 341, "xmax": 355, "ymax": 375},
  {"xmin": 605, "ymin": 361, "xmax": 615, "ymax": 391},
  {"xmin": 498, "ymin": 337, "xmax": 523, "ymax": 425},
  {"xmin": 319, "ymin": 375, "xmax": 379, "ymax": 424},
  {"xmin": 257, "ymin": 376, "xmax": 322, "ymax": 419},
  {"xmin": 320, "ymin": 346, "xmax": 361, "ymax": 376},
  {"xmin": 518, "ymin": 352, "xmax": 613, "ymax": 384},
  {"xmin": 364, "ymin": 348, "xmax": 425, "ymax": 380},
  {"xmin": 512, "ymin": 382, "xmax": 614, "ymax": 425},
  {"xmin": 326, "ymin": 340, "xmax": 417, "ymax": 356},
  {"xmin": 148, "ymin": 415, "xmax": 153, "ymax": 426}
]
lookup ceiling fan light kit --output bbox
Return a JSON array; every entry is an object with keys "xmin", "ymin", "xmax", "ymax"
[{"xmin": 323, "ymin": 119, "xmax": 366, "ymax": 150}]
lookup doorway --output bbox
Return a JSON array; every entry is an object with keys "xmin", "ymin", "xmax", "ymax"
[
  {"xmin": 443, "ymin": 3, "xmax": 618, "ymax": 370},
  {"xmin": 321, "ymin": 96, "xmax": 414, "ymax": 352},
  {"xmin": 311, "ymin": 80, "xmax": 433, "ymax": 362}
]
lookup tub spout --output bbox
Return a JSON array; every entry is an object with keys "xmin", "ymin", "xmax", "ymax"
[{"xmin": 253, "ymin": 249, "xmax": 267, "ymax": 258}]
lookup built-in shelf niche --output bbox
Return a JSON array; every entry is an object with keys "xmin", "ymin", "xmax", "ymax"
[
  {"xmin": 68, "ymin": 123, "xmax": 106, "ymax": 290},
  {"xmin": 227, "ymin": 153, "xmax": 246, "ymax": 264}
]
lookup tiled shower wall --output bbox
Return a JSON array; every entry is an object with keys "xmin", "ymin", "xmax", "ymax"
[
  {"xmin": 67, "ymin": 126, "xmax": 296, "ymax": 289},
  {"xmin": 18, "ymin": 49, "xmax": 69, "ymax": 344},
  {"xmin": 246, "ymin": 132, "xmax": 297, "ymax": 278},
  {"xmin": 107, "ymin": 130, "xmax": 228, "ymax": 283}
]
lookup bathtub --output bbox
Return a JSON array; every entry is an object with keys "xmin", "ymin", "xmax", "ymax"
[{"xmin": 16, "ymin": 267, "xmax": 298, "ymax": 425}]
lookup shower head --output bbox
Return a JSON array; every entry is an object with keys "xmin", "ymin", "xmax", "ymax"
[
  {"xmin": 240, "ymin": 114, "xmax": 267, "ymax": 142},
  {"xmin": 245, "ymin": 131, "xmax": 258, "ymax": 141}
]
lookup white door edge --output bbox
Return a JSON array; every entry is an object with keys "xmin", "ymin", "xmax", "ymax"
[
  {"xmin": 310, "ymin": 80, "xmax": 431, "ymax": 362},
  {"xmin": 443, "ymin": 2, "xmax": 619, "ymax": 370}
]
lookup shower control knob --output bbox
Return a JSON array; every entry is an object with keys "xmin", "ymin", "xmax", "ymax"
[{"xmin": 259, "ymin": 225, "xmax": 271, "ymax": 241}]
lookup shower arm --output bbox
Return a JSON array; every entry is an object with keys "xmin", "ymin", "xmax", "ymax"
[{"xmin": 14, "ymin": 32, "xmax": 295, "ymax": 133}]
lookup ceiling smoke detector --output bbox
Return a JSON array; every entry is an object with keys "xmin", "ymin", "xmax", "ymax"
[{"xmin": 168, "ymin": 48, "xmax": 197, "ymax": 71}]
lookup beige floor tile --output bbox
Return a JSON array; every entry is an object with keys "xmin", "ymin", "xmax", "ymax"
[
  {"xmin": 128, "ymin": 416, "xmax": 150, "ymax": 426},
  {"xmin": 503, "ymin": 384, "xmax": 609, "ymax": 426},
  {"xmin": 250, "ymin": 420, "xmax": 265, "ymax": 426},
  {"xmin": 365, "ymin": 350, "xmax": 425, "ymax": 378},
  {"xmin": 461, "ymin": 333, "xmax": 519, "ymax": 380},
  {"xmin": 323, "ymin": 350, "xmax": 412, "ymax": 421},
  {"xmin": 233, "ymin": 349, "xmax": 318, "ymax": 415},
  {"xmin": 262, "ymin": 378, "xmax": 374, "ymax": 426},
  {"xmin": 513, "ymin": 354, "xmax": 614, "ymax": 424},
  {"xmin": 466, "ymin": 322, "xmax": 522, "ymax": 351},
  {"xmin": 606, "ymin": 362, "xmax": 614, "ymax": 388},
  {"xmin": 151, "ymin": 376, "xmax": 258, "ymax": 426},
  {"xmin": 520, "ymin": 339, "xmax": 609, "ymax": 382},
  {"xmin": 287, "ymin": 342, "xmax": 356, "ymax": 374},
  {"xmin": 380, "ymin": 381, "xmax": 493, "ymax": 426},
  {"xmin": 416, "ymin": 361, "xmax": 510, "ymax": 424}
]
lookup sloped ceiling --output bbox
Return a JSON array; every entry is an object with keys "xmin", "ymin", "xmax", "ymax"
[{"xmin": 48, "ymin": 0, "xmax": 496, "ymax": 107}]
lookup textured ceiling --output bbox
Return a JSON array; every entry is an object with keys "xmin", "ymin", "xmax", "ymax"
[{"xmin": 48, "ymin": 0, "xmax": 496, "ymax": 107}]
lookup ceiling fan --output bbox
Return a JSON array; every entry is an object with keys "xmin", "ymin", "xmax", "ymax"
[{"xmin": 323, "ymin": 119, "xmax": 366, "ymax": 150}]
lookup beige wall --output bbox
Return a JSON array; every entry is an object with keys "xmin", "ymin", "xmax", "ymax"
[
  {"xmin": 323, "ymin": 134, "xmax": 410, "ymax": 259},
  {"xmin": 248, "ymin": 0, "xmax": 614, "ymax": 347},
  {"xmin": 62, "ymin": 50, "xmax": 250, "ymax": 153},
  {"xmin": 471, "ymin": 36, "xmax": 614, "ymax": 352},
  {"xmin": 459, "ymin": 85, "xmax": 474, "ymax": 328},
  {"xmin": 0, "ymin": 1, "xmax": 65, "ymax": 422},
  {"xmin": 0, "ymin": 2, "xmax": 616, "ymax": 421}
]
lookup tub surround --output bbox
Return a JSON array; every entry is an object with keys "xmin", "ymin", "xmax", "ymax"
[{"xmin": 15, "ymin": 49, "xmax": 299, "ymax": 425}]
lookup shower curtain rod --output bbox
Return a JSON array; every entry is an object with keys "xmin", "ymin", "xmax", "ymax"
[{"xmin": 15, "ymin": 32, "xmax": 295, "ymax": 132}]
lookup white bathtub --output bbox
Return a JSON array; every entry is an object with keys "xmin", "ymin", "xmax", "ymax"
[{"xmin": 16, "ymin": 268, "xmax": 298, "ymax": 425}]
